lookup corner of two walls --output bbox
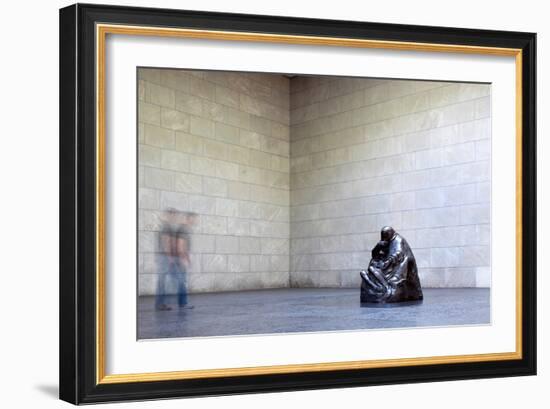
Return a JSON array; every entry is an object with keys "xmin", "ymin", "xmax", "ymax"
[{"xmin": 138, "ymin": 69, "xmax": 491, "ymax": 295}]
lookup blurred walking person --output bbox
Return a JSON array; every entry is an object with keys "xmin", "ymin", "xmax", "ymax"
[{"xmin": 155, "ymin": 208, "xmax": 194, "ymax": 311}]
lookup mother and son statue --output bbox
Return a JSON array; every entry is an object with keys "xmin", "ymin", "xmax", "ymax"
[{"xmin": 360, "ymin": 226, "xmax": 423, "ymax": 306}]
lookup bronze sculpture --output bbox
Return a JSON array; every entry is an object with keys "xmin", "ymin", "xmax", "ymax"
[{"xmin": 360, "ymin": 226, "xmax": 423, "ymax": 306}]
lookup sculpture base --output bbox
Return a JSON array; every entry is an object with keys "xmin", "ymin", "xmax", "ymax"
[{"xmin": 360, "ymin": 299, "xmax": 423, "ymax": 308}]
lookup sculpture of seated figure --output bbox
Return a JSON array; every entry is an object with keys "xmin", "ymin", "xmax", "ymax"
[{"xmin": 360, "ymin": 226, "xmax": 423, "ymax": 305}]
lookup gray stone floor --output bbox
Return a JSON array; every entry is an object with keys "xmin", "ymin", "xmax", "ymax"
[{"xmin": 138, "ymin": 288, "xmax": 490, "ymax": 340}]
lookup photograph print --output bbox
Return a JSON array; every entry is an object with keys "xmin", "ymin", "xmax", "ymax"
[{"xmin": 137, "ymin": 67, "xmax": 491, "ymax": 340}]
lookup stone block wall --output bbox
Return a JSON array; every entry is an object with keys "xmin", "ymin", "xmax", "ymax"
[
  {"xmin": 289, "ymin": 76, "xmax": 491, "ymax": 288},
  {"xmin": 138, "ymin": 69, "xmax": 491, "ymax": 295},
  {"xmin": 138, "ymin": 68, "xmax": 290, "ymax": 295}
]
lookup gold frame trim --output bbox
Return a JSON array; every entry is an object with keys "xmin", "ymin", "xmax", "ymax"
[{"xmin": 95, "ymin": 23, "xmax": 523, "ymax": 385}]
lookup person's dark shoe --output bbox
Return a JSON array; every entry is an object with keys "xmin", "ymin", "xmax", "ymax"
[
  {"xmin": 179, "ymin": 304, "xmax": 194, "ymax": 310},
  {"xmin": 156, "ymin": 304, "xmax": 172, "ymax": 311}
]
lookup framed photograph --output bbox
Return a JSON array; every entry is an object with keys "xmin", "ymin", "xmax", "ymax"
[{"xmin": 59, "ymin": 3, "xmax": 536, "ymax": 404}]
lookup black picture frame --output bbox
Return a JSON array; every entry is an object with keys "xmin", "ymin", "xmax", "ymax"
[{"xmin": 59, "ymin": 3, "xmax": 536, "ymax": 404}]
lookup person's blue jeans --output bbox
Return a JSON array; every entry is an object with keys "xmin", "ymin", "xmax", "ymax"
[{"xmin": 155, "ymin": 256, "xmax": 188, "ymax": 308}]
